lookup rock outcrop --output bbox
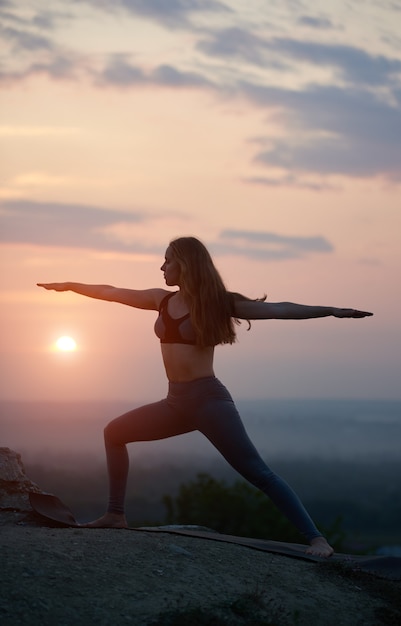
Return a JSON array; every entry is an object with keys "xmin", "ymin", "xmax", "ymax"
[{"xmin": 0, "ymin": 447, "xmax": 43, "ymax": 522}]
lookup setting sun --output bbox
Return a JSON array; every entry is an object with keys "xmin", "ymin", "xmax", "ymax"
[{"xmin": 55, "ymin": 336, "xmax": 77, "ymax": 352}]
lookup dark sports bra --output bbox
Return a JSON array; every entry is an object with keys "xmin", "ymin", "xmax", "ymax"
[{"xmin": 154, "ymin": 292, "xmax": 197, "ymax": 345}]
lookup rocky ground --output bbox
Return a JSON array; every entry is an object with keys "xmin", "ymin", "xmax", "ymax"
[{"xmin": 1, "ymin": 519, "xmax": 400, "ymax": 626}]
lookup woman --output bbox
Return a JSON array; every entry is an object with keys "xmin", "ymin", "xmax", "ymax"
[{"xmin": 38, "ymin": 236, "xmax": 373, "ymax": 556}]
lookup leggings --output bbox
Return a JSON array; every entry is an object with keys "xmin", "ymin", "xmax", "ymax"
[{"xmin": 104, "ymin": 376, "xmax": 322, "ymax": 541}]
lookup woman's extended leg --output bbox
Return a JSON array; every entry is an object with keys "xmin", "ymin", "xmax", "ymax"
[
  {"xmin": 193, "ymin": 379, "xmax": 333, "ymax": 556},
  {"xmin": 84, "ymin": 399, "xmax": 193, "ymax": 528}
]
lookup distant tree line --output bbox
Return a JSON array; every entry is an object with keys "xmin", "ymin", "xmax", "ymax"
[
  {"xmin": 26, "ymin": 456, "xmax": 400, "ymax": 549},
  {"xmin": 163, "ymin": 473, "xmax": 346, "ymax": 550}
]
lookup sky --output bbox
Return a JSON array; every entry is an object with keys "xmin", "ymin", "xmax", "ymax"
[{"xmin": 1, "ymin": 0, "xmax": 400, "ymax": 403}]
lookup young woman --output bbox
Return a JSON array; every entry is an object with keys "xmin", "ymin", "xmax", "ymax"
[{"xmin": 38, "ymin": 236, "xmax": 372, "ymax": 556}]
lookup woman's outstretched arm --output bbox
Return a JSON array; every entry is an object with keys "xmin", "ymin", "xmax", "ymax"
[
  {"xmin": 37, "ymin": 282, "xmax": 168, "ymax": 310},
  {"xmin": 233, "ymin": 299, "xmax": 373, "ymax": 320}
]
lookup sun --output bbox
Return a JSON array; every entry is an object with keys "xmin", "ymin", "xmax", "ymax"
[{"xmin": 55, "ymin": 336, "xmax": 77, "ymax": 352}]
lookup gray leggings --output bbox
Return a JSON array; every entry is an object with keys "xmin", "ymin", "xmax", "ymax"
[{"xmin": 104, "ymin": 376, "xmax": 322, "ymax": 541}]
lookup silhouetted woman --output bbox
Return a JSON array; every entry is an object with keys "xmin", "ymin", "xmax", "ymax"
[{"xmin": 38, "ymin": 236, "xmax": 373, "ymax": 556}]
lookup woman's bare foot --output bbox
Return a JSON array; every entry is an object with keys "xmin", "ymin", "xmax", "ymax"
[
  {"xmin": 305, "ymin": 537, "xmax": 334, "ymax": 558},
  {"xmin": 81, "ymin": 512, "xmax": 128, "ymax": 529}
]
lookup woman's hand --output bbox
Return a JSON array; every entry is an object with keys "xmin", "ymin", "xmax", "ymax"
[
  {"xmin": 333, "ymin": 308, "xmax": 373, "ymax": 318},
  {"xmin": 37, "ymin": 282, "xmax": 70, "ymax": 292}
]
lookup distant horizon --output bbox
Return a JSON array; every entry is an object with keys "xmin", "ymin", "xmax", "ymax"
[
  {"xmin": 3, "ymin": 396, "xmax": 401, "ymax": 466},
  {"xmin": 2, "ymin": 395, "xmax": 401, "ymax": 404}
]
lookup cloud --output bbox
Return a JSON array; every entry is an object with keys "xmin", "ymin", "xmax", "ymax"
[
  {"xmin": 0, "ymin": 4, "xmax": 81, "ymax": 84},
  {"xmin": 0, "ymin": 55, "xmax": 78, "ymax": 85},
  {"xmin": 240, "ymin": 82, "xmax": 401, "ymax": 179},
  {"xmin": 96, "ymin": 56, "xmax": 213, "ymax": 88},
  {"xmin": 92, "ymin": 35, "xmax": 401, "ymax": 180},
  {"xmin": 297, "ymin": 15, "xmax": 337, "ymax": 30},
  {"xmin": 214, "ymin": 229, "xmax": 334, "ymax": 260},
  {"xmin": 0, "ymin": 50, "xmax": 214, "ymax": 89},
  {"xmin": 0, "ymin": 200, "xmax": 149, "ymax": 252},
  {"xmin": 96, "ymin": 54, "xmax": 146, "ymax": 86},
  {"xmin": 270, "ymin": 38, "xmax": 401, "ymax": 86},
  {"xmin": 1, "ymin": 1, "xmax": 400, "ymax": 183},
  {"xmin": 0, "ymin": 1, "xmax": 64, "ymax": 25},
  {"xmin": 152, "ymin": 64, "xmax": 213, "ymax": 88},
  {"xmin": 197, "ymin": 27, "xmax": 272, "ymax": 66},
  {"xmin": 242, "ymin": 175, "xmax": 338, "ymax": 192},
  {"xmin": 198, "ymin": 27, "xmax": 401, "ymax": 87},
  {"xmin": 84, "ymin": 0, "xmax": 232, "ymax": 28},
  {"xmin": 0, "ymin": 23, "xmax": 53, "ymax": 51},
  {"xmin": 0, "ymin": 3, "xmax": 73, "ymax": 52},
  {"xmin": 253, "ymin": 135, "xmax": 401, "ymax": 179},
  {"xmin": 0, "ymin": 200, "xmax": 201, "ymax": 256},
  {"xmin": 32, "ymin": 10, "xmax": 63, "ymax": 31},
  {"xmin": 0, "ymin": 200, "xmax": 332, "ymax": 263}
]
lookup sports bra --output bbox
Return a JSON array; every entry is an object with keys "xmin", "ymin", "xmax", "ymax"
[{"xmin": 154, "ymin": 292, "xmax": 197, "ymax": 345}]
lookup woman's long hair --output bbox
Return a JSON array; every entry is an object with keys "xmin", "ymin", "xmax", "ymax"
[{"xmin": 169, "ymin": 237, "xmax": 263, "ymax": 347}]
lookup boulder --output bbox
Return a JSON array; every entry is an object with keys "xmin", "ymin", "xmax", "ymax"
[{"xmin": 0, "ymin": 447, "xmax": 43, "ymax": 516}]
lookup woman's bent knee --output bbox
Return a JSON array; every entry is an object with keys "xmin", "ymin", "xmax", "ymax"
[{"xmin": 104, "ymin": 420, "xmax": 120, "ymax": 445}]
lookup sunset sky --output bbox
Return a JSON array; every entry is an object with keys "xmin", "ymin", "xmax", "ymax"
[{"xmin": 1, "ymin": 0, "xmax": 400, "ymax": 403}]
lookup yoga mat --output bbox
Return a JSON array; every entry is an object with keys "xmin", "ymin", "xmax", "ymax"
[{"xmin": 29, "ymin": 492, "xmax": 401, "ymax": 581}]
